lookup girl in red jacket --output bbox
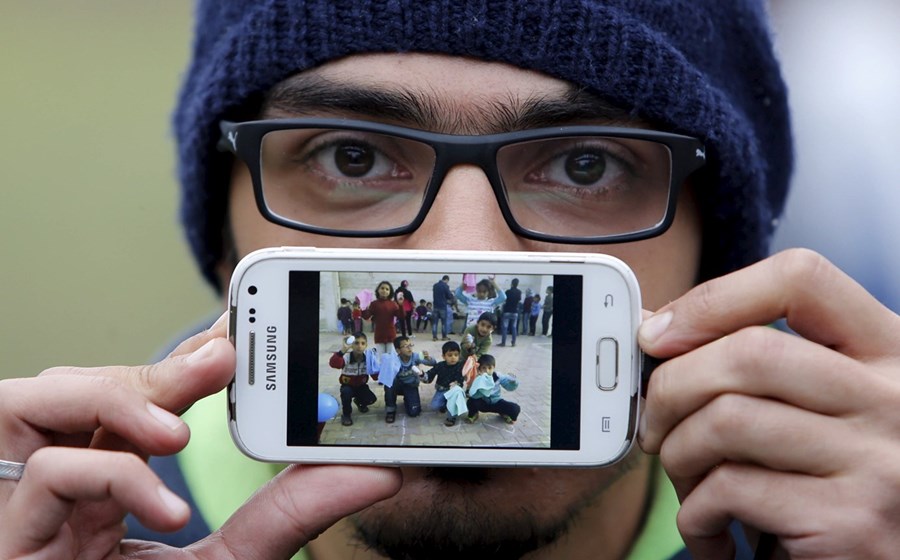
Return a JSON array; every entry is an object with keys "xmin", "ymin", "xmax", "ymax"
[{"xmin": 362, "ymin": 280, "xmax": 405, "ymax": 354}]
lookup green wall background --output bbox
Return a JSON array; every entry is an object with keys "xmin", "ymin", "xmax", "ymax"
[{"xmin": 0, "ymin": 2, "xmax": 218, "ymax": 379}]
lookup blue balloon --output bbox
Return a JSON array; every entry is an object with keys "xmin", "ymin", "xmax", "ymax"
[{"xmin": 317, "ymin": 393, "xmax": 339, "ymax": 422}]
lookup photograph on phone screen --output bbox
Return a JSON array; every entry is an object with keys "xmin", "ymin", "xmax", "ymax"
[{"xmin": 287, "ymin": 270, "xmax": 582, "ymax": 450}]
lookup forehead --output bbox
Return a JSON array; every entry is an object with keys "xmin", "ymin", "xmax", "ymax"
[{"xmin": 262, "ymin": 53, "xmax": 635, "ymax": 134}]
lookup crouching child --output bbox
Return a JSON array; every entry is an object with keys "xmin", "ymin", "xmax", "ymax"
[
  {"xmin": 381, "ymin": 336, "xmax": 436, "ymax": 423},
  {"xmin": 466, "ymin": 354, "xmax": 520, "ymax": 424},
  {"xmin": 422, "ymin": 340, "xmax": 466, "ymax": 426},
  {"xmin": 328, "ymin": 332, "xmax": 379, "ymax": 426}
]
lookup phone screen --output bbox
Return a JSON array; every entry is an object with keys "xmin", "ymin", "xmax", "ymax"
[{"xmin": 286, "ymin": 270, "xmax": 583, "ymax": 451}]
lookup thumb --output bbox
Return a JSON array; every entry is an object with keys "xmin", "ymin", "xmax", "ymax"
[{"xmin": 190, "ymin": 465, "xmax": 401, "ymax": 559}]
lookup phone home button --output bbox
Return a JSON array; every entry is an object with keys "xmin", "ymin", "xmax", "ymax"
[{"xmin": 596, "ymin": 337, "xmax": 618, "ymax": 390}]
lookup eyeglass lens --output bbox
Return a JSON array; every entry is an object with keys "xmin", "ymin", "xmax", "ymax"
[{"xmin": 259, "ymin": 128, "xmax": 672, "ymax": 238}]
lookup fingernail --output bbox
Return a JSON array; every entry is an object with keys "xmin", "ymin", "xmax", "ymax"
[
  {"xmin": 186, "ymin": 339, "xmax": 217, "ymax": 365},
  {"xmin": 158, "ymin": 484, "xmax": 190, "ymax": 517},
  {"xmin": 147, "ymin": 402, "xmax": 183, "ymax": 431},
  {"xmin": 639, "ymin": 311, "xmax": 673, "ymax": 345}
]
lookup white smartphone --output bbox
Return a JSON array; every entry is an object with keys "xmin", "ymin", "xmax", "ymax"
[{"xmin": 227, "ymin": 247, "xmax": 642, "ymax": 467}]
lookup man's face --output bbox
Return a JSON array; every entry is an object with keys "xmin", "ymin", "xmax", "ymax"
[
  {"xmin": 226, "ymin": 53, "xmax": 702, "ymax": 559},
  {"xmin": 443, "ymin": 349, "xmax": 460, "ymax": 366},
  {"xmin": 475, "ymin": 319, "xmax": 495, "ymax": 337}
]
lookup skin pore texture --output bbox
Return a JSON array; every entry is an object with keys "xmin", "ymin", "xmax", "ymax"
[{"xmin": 224, "ymin": 53, "xmax": 702, "ymax": 560}]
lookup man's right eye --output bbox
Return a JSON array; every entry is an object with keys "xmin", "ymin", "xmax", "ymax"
[
  {"xmin": 311, "ymin": 140, "xmax": 406, "ymax": 181},
  {"xmin": 332, "ymin": 142, "xmax": 377, "ymax": 177}
]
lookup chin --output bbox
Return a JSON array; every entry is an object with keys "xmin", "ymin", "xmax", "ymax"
[{"xmin": 347, "ymin": 464, "xmax": 633, "ymax": 560}]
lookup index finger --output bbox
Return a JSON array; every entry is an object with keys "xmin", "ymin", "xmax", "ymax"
[
  {"xmin": 167, "ymin": 310, "xmax": 229, "ymax": 358},
  {"xmin": 40, "ymin": 334, "xmax": 234, "ymax": 415},
  {"xmin": 639, "ymin": 249, "xmax": 900, "ymax": 360}
]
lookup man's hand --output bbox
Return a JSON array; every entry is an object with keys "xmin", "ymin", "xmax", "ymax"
[
  {"xmin": 638, "ymin": 249, "xmax": 900, "ymax": 559},
  {"xmin": 0, "ymin": 313, "xmax": 401, "ymax": 559}
]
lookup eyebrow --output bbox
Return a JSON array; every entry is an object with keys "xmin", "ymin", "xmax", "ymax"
[{"xmin": 262, "ymin": 74, "xmax": 634, "ymax": 134}]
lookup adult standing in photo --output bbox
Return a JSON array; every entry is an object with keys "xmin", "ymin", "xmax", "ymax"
[
  {"xmin": 431, "ymin": 274, "xmax": 452, "ymax": 341},
  {"xmin": 540, "ymin": 286, "xmax": 553, "ymax": 336},
  {"xmin": 498, "ymin": 278, "xmax": 521, "ymax": 347}
]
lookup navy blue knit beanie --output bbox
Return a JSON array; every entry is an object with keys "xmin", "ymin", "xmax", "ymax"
[{"xmin": 175, "ymin": 0, "xmax": 792, "ymax": 288}]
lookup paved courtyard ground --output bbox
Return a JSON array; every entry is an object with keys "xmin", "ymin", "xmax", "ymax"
[{"xmin": 317, "ymin": 327, "xmax": 554, "ymax": 448}]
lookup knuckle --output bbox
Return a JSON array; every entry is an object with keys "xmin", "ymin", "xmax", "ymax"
[
  {"xmin": 705, "ymin": 393, "xmax": 753, "ymax": 438},
  {"xmin": 673, "ymin": 504, "xmax": 697, "ymax": 538},
  {"xmin": 645, "ymin": 360, "xmax": 674, "ymax": 413},
  {"xmin": 687, "ymin": 279, "xmax": 728, "ymax": 324},
  {"xmin": 723, "ymin": 326, "xmax": 782, "ymax": 374},
  {"xmin": 271, "ymin": 480, "xmax": 316, "ymax": 543},
  {"xmin": 643, "ymin": 366, "xmax": 675, "ymax": 452},
  {"xmin": 703, "ymin": 461, "xmax": 743, "ymax": 494},
  {"xmin": 109, "ymin": 450, "xmax": 146, "ymax": 473},
  {"xmin": 78, "ymin": 375, "xmax": 142, "ymax": 418},
  {"xmin": 84, "ymin": 373, "xmax": 128, "ymax": 396},
  {"xmin": 25, "ymin": 447, "xmax": 63, "ymax": 479},
  {"xmin": 130, "ymin": 363, "xmax": 158, "ymax": 396},
  {"xmin": 774, "ymin": 248, "xmax": 835, "ymax": 287},
  {"xmin": 658, "ymin": 436, "xmax": 687, "ymax": 477}
]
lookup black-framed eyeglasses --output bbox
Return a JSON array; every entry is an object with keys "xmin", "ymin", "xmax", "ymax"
[{"xmin": 218, "ymin": 118, "xmax": 706, "ymax": 244}]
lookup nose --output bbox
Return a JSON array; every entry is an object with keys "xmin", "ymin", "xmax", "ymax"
[{"xmin": 399, "ymin": 165, "xmax": 527, "ymax": 252}]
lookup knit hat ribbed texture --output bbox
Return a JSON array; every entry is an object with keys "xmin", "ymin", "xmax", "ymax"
[{"xmin": 175, "ymin": 0, "xmax": 792, "ymax": 288}]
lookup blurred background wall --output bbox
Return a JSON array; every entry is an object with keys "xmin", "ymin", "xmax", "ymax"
[
  {"xmin": 1, "ymin": 2, "xmax": 897, "ymax": 381},
  {"xmin": 770, "ymin": 0, "xmax": 900, "ymax": 314},
  {"xmin": 0, "ymin": 2, "xmax": 216, "ymax": 379}
]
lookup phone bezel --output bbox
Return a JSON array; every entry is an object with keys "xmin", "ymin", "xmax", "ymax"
[{"xmin": 227, "ymin": 247, "xmax": 641, "ymax": 467}]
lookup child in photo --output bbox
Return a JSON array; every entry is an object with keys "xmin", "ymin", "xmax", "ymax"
[
  {"xmin": 337, "ymin": 298, "xmax": 353, "ymax": 335},
  {"xmin": 415, "ymin": 299, "xmax": 429, "ymax": 332},
  {"xmin": 394, "ymin": 290, "xmax": 410, "ymax": 337},
  {"xmin": 396, "ymin": 280, "xmax": 415, "ymax": 337},
  {"xmin": 351, "ymin": 300, "xmax": 363, "ymax": 333},
  {"xmin": 466, "ymin": 354, "xmax": 520, "ymax": 425},
  {"xmin": 455, "ymin": 277, "xmax": 505, "ymax": 329},
  {"xmin": 422, "ymin": 340, "xmax": 466, "ymax": 426},
  {"xmin": 328, "ymin": 332, "xmax": 379, "ymax": 426},
  {"xmin": 520, "ymin": 288, "xmax": 533, "ymax": 335},
  {"xmin": 461, "ymin": 311, "xmax": 497, "ymax": 360},
  {"xmin": 528, "ymin": 294, "xmax": 542, "ymax": 336},
  {"xmin": 460, "ymin": 311, "xmax": 497, "ymax": 387},
  {"xmin": 362, "ymin": 280, "xmax": 405, "ymax": 354},
  {"xmin": 381, "ymin": 336, "xmax": 436, "ymax": 423}
]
